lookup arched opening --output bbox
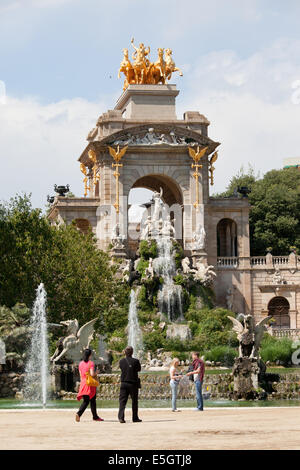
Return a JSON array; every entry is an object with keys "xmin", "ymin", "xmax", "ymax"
[
  {"xmin": 268, "ymin": 296, "xmax": 290, "ymax": 328},
  {"xmin": 74, "ymin": 218, "xmax": 91, "ymax": 235},
  {"xmin": 217, "ymin": 218, "xmax": 238, "ymax": 257},
  {"xmin": 128, "ymin": 174, "xmax": 183, "ymax": 255}
]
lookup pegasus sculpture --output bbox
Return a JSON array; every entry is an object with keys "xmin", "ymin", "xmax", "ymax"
[
  {"xmin": 227, "ymin": 314, "xmax": 272, "ymax": 359},
  {"xmin": 50, "ymin": 318, "xmax": 97, "ymax": 363}
]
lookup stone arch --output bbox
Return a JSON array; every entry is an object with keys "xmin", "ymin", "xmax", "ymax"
[
  {"xmin": 217, "ymin": 218, "xmax": 238, "ymax": 256},
  {"xmin": 127, "ymin": 173, "xmax": 184, "ymax": 255},
  {"xmin": 131, "ymin": 174, "xmax": 183, "ymax": 206},
  {"xmin": 74, "ymin": 218, "xmax": 92, "ymax": 235},
  {"xmin": 268, "ymin": 296, "xmax": 290, "ymax": 328},
  {"xmin": 122, "ymin": 164, "xmax": 189, "ymax": 204}
]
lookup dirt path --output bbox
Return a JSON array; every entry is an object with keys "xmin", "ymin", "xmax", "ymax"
[{"xmin": 0, "ymin": 408, "xmax": 300, "ymax": 450}]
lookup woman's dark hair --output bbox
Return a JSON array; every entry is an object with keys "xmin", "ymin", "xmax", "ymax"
[{"xmin": 83, "ymin": 348, "xmax": 92, "ymax": 362}]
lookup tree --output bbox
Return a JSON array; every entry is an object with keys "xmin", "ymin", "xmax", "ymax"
[
  {"xmin": 0, "ymin": 194, "xmax": 129, "ymax": 332},
  {"xmin": 217, "ymin": 167, "xmax": 300, "ymax": 255}
]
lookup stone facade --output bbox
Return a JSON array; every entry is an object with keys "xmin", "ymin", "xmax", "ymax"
[{"xmin": 48, "ymin": 84, "xmax": 300, "ymax": 334}]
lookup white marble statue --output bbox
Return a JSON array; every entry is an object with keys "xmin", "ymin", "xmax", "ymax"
[
  {"xmin": 140, "ymin": 216, "xmax": 152, "ymax": 240},
  {"xmin": 121, "ymin": 259, "xmax": 133, "ymax": 282},
  {"xmin": 161, "ymin": 215, "xmax": 175, "ymax": 239},
  {"xmin": 50, "ymin": 318, "xmax": 97, "ymax": 363},
  {"xmin": 272, "ymin": 267, "xmax": 285, "ymax": 285},
  {"xmin": 193, "ymin": 261, "xmax": 216, "ymax": 285},
  {"xmin": 226, "ymin": 287, "xmax": 234, "ymax": 311},
  {"xmin": 192, "ymin": 224, "xmax": 206, "ymax": 250},
  {"xmin": 181, "ymin": 256, "xmax": 191, "ymax": 274},
  {"xmin": 145, "ymin": 257, "xmax": 154, "ymax": 279},
  {"xmin": 111, "ymin": 223, "xmax": 125, "ymax": 249}
]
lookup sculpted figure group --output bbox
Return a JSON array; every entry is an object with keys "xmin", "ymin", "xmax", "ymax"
[{"xmin": 118, "ymin": 38, "xmax": 183, "ymax": 90}]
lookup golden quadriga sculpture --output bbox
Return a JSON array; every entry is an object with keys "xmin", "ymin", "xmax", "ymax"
[{"xmin": 118, "ymin": 38, "xmax": 183, "ymax": 90}]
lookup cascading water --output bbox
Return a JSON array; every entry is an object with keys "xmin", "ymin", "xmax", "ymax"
[
  {"xmin": 153, "ymin": 236, "xmax": 183, "ymax": 322},
  {"xmin": 128, "ymin": 289, "xmax": 144, "ymax": 359},
  {"xmin": 23, "ymin": 283, "xmax": 49, "ymax": 407}
]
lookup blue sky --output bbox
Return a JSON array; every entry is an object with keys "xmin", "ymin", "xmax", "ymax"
[{"xmin": 1, "ymin": 0, "xmax": 300, "ymax": 209}]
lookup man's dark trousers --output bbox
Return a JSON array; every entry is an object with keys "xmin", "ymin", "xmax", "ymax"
[{"xmin": 118, "ymin": 381, "xmax": 139, "ymax": 421}]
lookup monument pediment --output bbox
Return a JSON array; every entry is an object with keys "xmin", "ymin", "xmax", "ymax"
[{"xmin": 80, "ymin": 125, "xmax": 219, "ymax": 161}]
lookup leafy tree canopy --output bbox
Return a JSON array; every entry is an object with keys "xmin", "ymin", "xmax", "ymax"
[
  {"xmin": 216, "ymin": 166, "xmax": 300, "ymax": 255},
  {"xmin": 0, "ymin": 194, "xmax": 129, "ymax": 331}
]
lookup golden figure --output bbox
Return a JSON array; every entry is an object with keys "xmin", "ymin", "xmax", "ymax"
[
  {"xmin": 188, "ymin": 146, "xmax": 208, "ymax": 209},
  {"xmin": 118, "ymin": 48, "xmax": 135, "ymax": 91},
  {"xmin": 80, "ymin": 162, "xmax": 90, "ymax": 197},
  {"xmin": 208, "ymin": 152, "xmax": 218, "ymax": 186},
  {"xmin": 88, "ymin": 149, "xmax": 100, "ymax": 189},
  {"xmin": 118, "ymin": 39, "xmax": 183, "ymax": 90},
  {"xmin": 131, "ymin": 37, "xmax": 150, "ymax": 84},
  {"xmin": 147, "ymin": 48, "xmax": 166, "ymax": 85},
  {"xmin": 164, "ymin": 48, "xmax": 183, "ymax": 80},
  {"xmin": 108, "ymin": 145, "xmax": 128, "ymax": 213}
]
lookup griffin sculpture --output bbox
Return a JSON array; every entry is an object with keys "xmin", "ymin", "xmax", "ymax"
[
  {"xmin": 50, "ymin": 318, "xmax": 97, "ymax": 363},
  {"xmin": 227, "ymin": 314, "xmax": 272, "ymax": 359}
]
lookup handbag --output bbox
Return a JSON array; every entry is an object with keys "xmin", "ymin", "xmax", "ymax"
[
  {"xmin": 187, "ymin": 364, "xmax": 194, "ymax": 382},
  {"xmin": 85, "ymin": 371, "xmax": 100, "ymax": 387}
]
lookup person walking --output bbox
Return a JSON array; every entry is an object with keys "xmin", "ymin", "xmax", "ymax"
[
  {"xmin": 186, "ymin": 351, "xmax": 205, "ymax": 411},
  {"xmin": 118, "ymin": 346, "xmax": 142, "ymax": 424},
  {"xmin": 169, "ymin": 358, "xmax": 182, "ymax": 412},
  {"xmin": 76, "ymin": 348, "xmax": 104, "ymax": 422}
]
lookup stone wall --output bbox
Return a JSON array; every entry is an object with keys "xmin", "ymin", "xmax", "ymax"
[
  {"xmin": 0, "ymin": 371, "xmax": 24, "ymax": 398},
  {"xmin": 57, "ymin": 372, "xmax": 300, "ymax": 401}
]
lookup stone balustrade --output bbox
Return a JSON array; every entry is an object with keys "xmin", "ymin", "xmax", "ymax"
[
  {"xmin": 217, "ymin": 252, "xmax": 298, "ymax": 270},
  {"xmin": 270, "ymin": 328, "xmax": 300, "ymax": 339},
  {"xmin": 217, "ymin": 257, "xmax": 239, "ymax": 268}
]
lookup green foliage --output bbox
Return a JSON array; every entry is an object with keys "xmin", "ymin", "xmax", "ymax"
[
  {"xmin": 185, "ymin": 307, "xmax": 238, "ymax": 351},
  {"xmin": 204, "ymin": 346, "xmax": 236, "ymax": 366},
  {"xmin": 172, "ymin": 241, "xmax": 184, "ymax": 269},
  {"xmin": 218, "ymin": 167, "xmax": 300, "ymax": 255},
  {"xmin": 136, "ymin": 258, "xmax": 149, "ymax": 278},
  {"xmin": 143, "ymin": 330, "xmax": 165, "ymax": 351},
  {"xmin": 260, "ymin": 334, "xmax": 293, "ymax": 365},
  {"xmin": 139, "ymin": 239, "xmax": 157, "ymax": 259},
  {"xmin": 188, "ymin": 284, "xmax": 215, "ymax": 309},
  {"xmin": 173, "ymin": 274, "xmax": 184, "ymax": 285},
  {"xmin": 0, "ymin": 194, "xmax": 128, "ymax": 334},
  {"xmin": 171, "ymin": 351, "xmax": 189, "ymax": 362}
]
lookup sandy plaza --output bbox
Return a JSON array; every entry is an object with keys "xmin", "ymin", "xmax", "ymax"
[{"xmin": 0, "ymin": 407, "xmax": 300, "ymax": 451}]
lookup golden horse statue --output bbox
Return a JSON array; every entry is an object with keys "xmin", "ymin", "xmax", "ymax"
[
  {"xmin": 164, "ymin": 48, "xmax": 183, "ymax": 81},
  {"xmin": 118, "ymin": 48, "xmax": 135, "ymax": 90},
  {"xmin": 118, "ymin": 40, "xmax": 183, "ymax": 89}
]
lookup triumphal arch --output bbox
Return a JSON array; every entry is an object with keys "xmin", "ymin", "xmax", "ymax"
[{"xmin": 48, "ymin": 40, "xmax": 300, "ymax": 335}]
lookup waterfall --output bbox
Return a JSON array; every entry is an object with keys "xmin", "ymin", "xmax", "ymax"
[
  {"xmin": 128, "ymin": 289, "xmax": 144, "ymax": 359},
  {"xmin": 153, "ymin": 237, "xmax": 183, "ymax": 322},
  {"xmin": 23, "ymin": 283, "xmax": 49, "ymax": 406}
]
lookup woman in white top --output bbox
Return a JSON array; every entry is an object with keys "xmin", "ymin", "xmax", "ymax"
[{"xmin": 169, "ymin": 358, "xmax": 182, "ymax": 412}]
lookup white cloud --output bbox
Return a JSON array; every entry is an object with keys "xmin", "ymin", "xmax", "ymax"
[
  {"xmin": 0, "ymin": 95, "xmax": 107, "ymax": 209},
  {"xmin": 179, "ymin": 40, "xmax": 300, "ymax": 193}
]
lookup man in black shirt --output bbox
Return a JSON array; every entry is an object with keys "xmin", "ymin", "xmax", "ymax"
[{"xmin": 118, "ymin": 346, "xmax": 142, "ymax": 423}]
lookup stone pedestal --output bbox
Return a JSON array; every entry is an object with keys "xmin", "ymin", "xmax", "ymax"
[
  {"xmin": 110, "ymin": 246, "xmax": 128, "ymax": 259},
  {"xmin": 232, "ymin": 357, "xmax": 260, "ymax": 399},
  {"xmin": 115, "ymin": 84, "xmax": 179, "ymax": 120},
  {"xmin": 166, "ymin": 324, "xmax": 192, "ymax": 341},
  {"xmin": 191, "ymin": 249, "xmax": 208, "ymax": 268}
]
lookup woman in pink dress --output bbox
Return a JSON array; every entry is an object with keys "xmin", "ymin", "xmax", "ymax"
[{"xmin": 76, "ymin": 349, "xmax": 103, "ymax": 422}]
